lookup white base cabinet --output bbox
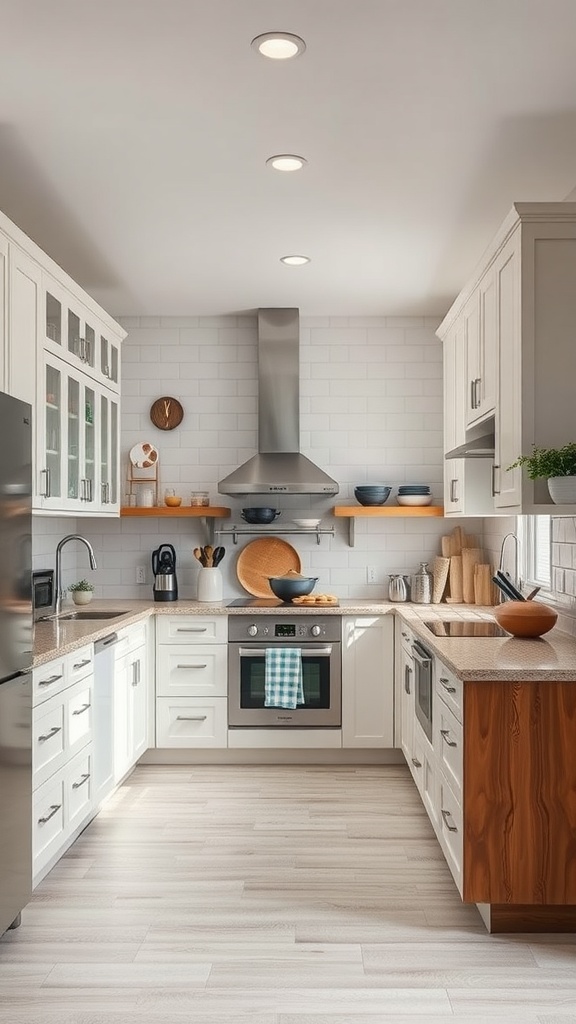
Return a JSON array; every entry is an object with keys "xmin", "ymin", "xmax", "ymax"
[
  {"xmin": 342, "ymin": 616, "xmax": 394, "ymax": 747},
  {"xmin": 113, "ymin": 622, "xmax": 149, "ymax": 783},
  {"xmin": 32, "ymin": 646, "xmax": 95, "ymax": 884},
  {"xmin": 155, "ymin": 616, "xmax": 228, "ymax": 749}
]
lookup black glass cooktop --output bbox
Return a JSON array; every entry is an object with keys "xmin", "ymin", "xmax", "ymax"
[{"xmin": 423, "ymin": 620, "xmax": 508, "ymax": 638}]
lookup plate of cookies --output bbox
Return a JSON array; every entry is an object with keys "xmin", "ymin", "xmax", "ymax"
[{"xmin": 292, "ymin": 593, "xmax": 338, "ymax": 606}]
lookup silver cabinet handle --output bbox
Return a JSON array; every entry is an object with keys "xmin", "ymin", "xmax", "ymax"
[
  {"xmin": 439, "ymin": 677, "xmax": 456, "ymax": 694},
  {"xmin": 401, "ymin": 631, "xmax": 409, "ymax": 638},
  {"xmin": 40, "ymin": 468, "xmax": 51, "ymax": 498},
  {"xmin": 101, "ymin": 482, "xmax": 107, "ymax": 503},
  {"xmin": 38, "ymin": 725, "xmax": 62, "ymax": 743},
  {"xmin": 470, "ymin": 379, "xmax": 475, "ymax": 410},
  {"xmin": 176, "ymin": 715, "xmax": 207, "ymax": 722},
  {"xmin": 80, "ymin": 479, "xmax": 86, "ymax": 501},
  {"xmin": 38, "ymin": 804, "xmax": 62, "ymax": 825},
  {"xmin": 239, "ymin": 647, "xmax": 332, "ymax": 658},
  {"xmin": 105, "ymin": 482, "xmax": 110, "ymax": 504},
  {"xmin": 72, "ymin": 773, "xmax": 90, "ymax": 790},
  {"xmin": 38, "ymin": 673, "xmax": 63, "ymax": 688},
  {"xmin": 450, "ymin": 478, "xmax": 459, "ymax": 503},
  {"xmin": 73, "ymin": 658, "xmax": 91, "ymax": 670},
  {"xmin": 411, "ymin": 757, "xmax": 422, "ymax": 768},
  {"xmin": 492, "ymin": 464, "xmax": 500, "ymax": 496},
  {"xmin": 176, "ymin": 663, "xmax": 207, "ymax": 669},
  {"xmin": 441, "ymin": 808, "xmax": 458, "ymax": 833},
  {"xmin": 176, "ymin": 627, "xmax": 207, "ymax": 633},
  {"xmin": 440, "ymin": 728, "xmax": 457, "ymax": 748},
  {"xmin": 475, "ymin": 377, "xmax": 481, "ymax": 407},
  {"xmin": 72, "ymin": 703, "xmax": 91, "ymax": 716},
  {"xmin": 404, "ymin": 663, "xmax": 412, "ymax": 695}
]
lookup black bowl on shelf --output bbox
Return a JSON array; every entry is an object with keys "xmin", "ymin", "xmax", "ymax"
[
  {"xmin": 354, "ymin": 486, "xmax": 391, "ymax": 506},
  {"xmin": 268, "ymin": 576, "xmax": 318, "ymax": 601},
  {"xmin": 241, "ymin": 508, "xmax": 281, "ymax": 524}
]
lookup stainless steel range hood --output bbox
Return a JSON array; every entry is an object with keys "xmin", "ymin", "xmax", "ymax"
[{"xmin": 218, "ymin": 308, "xmax": 339, "ymax": 495}]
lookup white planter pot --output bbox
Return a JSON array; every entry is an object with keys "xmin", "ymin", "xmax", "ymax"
[
  {"xmin": 71, "ymin": 590, "xmax": 93, "ymax": 605},
  {"xmin": 547, "ymin": 476, "xmax": 576, "ymax": 504}
]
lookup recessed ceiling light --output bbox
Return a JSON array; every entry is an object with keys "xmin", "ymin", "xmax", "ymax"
[
  {"xmin": 280, "ymin": 255, "xmax": 311, "ymax": 266},
  {"xmin": 266, "ymin": 154, "xmax": 307, "ymax": 172},
  {"xmin": 251, "ymin": 32, "xmax": 306, "ymax": 60}
]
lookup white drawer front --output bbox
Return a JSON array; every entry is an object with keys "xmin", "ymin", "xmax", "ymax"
[
  {"xmin": 156, "ymin": 616, "xmax": 227, "ymax": 644},
  {"xmin": 68, "ymin": 644, "xmax": 94, "ymax": 684},
  {"xmin": 33, "ymin": 660, "xmax": 67, "ymax": 705},
  {"xmin": 67, "ymin": 678, "xmax": 93, "ymax": 756},
  {"xmin": 399, "ymin": 623, "xmax": 416, "ymax": 658},
  {"xmin": 156, "ymin": 697, "xmax": 227, "ymax": 748},
  {"xmin": 437, "ymin": 770, "xmax": 463, "ymax": 896},
  {"xmin": 156, "ymin": 646, "xmax": 227, "ymax": 697},
  {"xmin": 33, "ymin": 775, "xmax": 65, "ymax": 866},
  {"xmin": 434, "ymin": 697, "xmax": 463, "ymax": 802},
  {"xmin": 66, "ymin": 747, "xmax": 93, "ymax": 830},
  {"xmin": 435, "ymin": 661, "xmax": 463, "ymax": 723},
  {"xmin": 33, "ymin": 699, "xmax": 66, "ymax": 788}
]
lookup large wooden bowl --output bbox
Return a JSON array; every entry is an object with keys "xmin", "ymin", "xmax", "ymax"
[{"xmin": 494, "ymin": 600, "xmax": 558, "ymax": 638}]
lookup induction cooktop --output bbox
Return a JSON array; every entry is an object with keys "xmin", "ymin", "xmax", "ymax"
[{"xmin": 422, "ymin": 620, "xmax": 508, "ymax": 638}]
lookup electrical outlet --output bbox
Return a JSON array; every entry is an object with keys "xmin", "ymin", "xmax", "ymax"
[
  {"xmin": 366, "ymin": 566, "xmax": 377, "ymax": 584},
  {"xmin": 136, "ymin": 565, "xmax": 146, "ymax": 585}
]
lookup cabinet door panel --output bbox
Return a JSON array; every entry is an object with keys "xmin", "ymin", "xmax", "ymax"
[
  {"xmin": 342, "ymin": 617, "xmax": 394, "ymax": 747},
  {"xmin": 9, "ymin": 247, "xmax": 40, "ymax": 406},
  {"xmin": 494, "ymin": 238, "xmax": 522, "ymax": 509}
]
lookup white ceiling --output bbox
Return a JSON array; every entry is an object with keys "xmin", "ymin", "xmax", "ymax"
[{"xmin": 2, "ymin": 0, "xmax": 576, "ymax": 318}]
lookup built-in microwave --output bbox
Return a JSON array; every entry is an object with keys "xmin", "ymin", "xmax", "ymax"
[{"xmin": 32, "ymin": 569, "xmax": 55, "ymax": 621}]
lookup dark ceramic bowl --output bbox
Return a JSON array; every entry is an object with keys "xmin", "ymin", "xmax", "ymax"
[
  {"xmin": 268, "ymin": 576, "xmax": 318, "ymax": 601},
  {"xmin": 241, "ymin": 508, "xmax": 281, "ymax": 524},
  {"xmin": 354, "ymin": 486, "xmax": 391, "ymax": 506}
]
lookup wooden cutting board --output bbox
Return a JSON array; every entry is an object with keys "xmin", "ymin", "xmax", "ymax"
[
  {"xmin": 236, "ymin": 538, "xmax": 301, "ymax": 598},
  {"xmin": 446, "ymin": 555, "xmax": 463, "ymax": 603},
  {"xmin": 474, "ymin": 563, "xmax": 493, "ymax": 606},
  {"xmin": 432, "ymin": 556, "xmax": 450, "ymax": 604},
  {"xmin": 462, "ymin": 547, "xmax": 481, "ymax": 603}
]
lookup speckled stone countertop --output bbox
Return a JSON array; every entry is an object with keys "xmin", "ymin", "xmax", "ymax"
[{"xmin": 33, "ymin": 597, "xmax": 576, "ymax": 681}]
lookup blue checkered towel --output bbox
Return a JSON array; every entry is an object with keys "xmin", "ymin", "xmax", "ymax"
[{"xmin": 264, "ymin": 647, "xmax": 304, "ymax": 709}]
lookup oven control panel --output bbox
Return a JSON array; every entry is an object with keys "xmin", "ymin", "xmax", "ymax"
[{"xmin": 228, "ymin": 615, "xmax": 342, "ymax": 642}]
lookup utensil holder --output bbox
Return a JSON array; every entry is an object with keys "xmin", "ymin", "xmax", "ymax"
[{"xmin": 197, "ymin": 567, "xmax": 223, "ymax": 603}]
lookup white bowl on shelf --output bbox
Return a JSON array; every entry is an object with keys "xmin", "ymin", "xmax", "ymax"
[
  {"xmin": 396, "ymin": 494, "xmax": 433, "ymax": 507},
  {"xmin": 292, "ymin": 518, "xmax": 321, "ymax": 528}
]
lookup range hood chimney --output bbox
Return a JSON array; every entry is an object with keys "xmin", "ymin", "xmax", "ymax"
[{"xmin": 218, "ymin": 308, "xmax": 339, "ymax": 495}]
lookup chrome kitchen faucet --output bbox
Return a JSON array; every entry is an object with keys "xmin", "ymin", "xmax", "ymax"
[{"xmin": 55, "ymin": 534, "xmax": 97, "ymax": 616}]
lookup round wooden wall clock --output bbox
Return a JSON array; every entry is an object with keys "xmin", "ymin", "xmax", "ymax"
[{"xmin": 150, "ymin": 396, "xmax": 184, "ymax": 431}]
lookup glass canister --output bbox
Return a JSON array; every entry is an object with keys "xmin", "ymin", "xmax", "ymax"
[{"xmin": 411, "ymin": 561, "xmax": 433, "ymax": 603}]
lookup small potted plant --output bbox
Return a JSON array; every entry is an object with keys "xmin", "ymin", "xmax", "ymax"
[
  {"xmin": 508, "ymin": 442, "xmax": 576, "ymax": 503},
  {"xmin": 68, "ymin": 579, "xmax": 95, "ymax": 606}
]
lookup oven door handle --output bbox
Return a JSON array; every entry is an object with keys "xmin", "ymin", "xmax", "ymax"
[
  {"xmin": 238, "ymin": 647, "xmax": 333, "ymax": 658},
  {"xmin": 412, "ymin": 643, "xmax": 432, "ymax": 668}
]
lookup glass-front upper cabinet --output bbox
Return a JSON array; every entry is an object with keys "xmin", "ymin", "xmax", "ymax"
[
  {"xmin": 100, "ymin": 393, "xmax": 120, "ymax": 512},
  {"xmin": 43, "ymin": 279, "xmax": 121, "ymax": 392},
  {"xmin": 36, "ymin": 353, "xmax": 119, "ymax": 515}
]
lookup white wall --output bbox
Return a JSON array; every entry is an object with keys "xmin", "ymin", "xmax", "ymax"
[{"xmin": 77, "ymin": 313, "xmax": 484, "ymax": 601}]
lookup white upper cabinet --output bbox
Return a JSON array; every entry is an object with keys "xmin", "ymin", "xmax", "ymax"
[
  {"xmin": 0, "ymin": 207, "xmax": 125, "ymax": 517},
  {"xmin": 438, "ymin": 203, "xmax": 576, "ymax": 515}
]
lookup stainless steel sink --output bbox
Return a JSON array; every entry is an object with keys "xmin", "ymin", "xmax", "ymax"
[{"xmin": 57, "ymin": 611, "xmax": 127, "ymax": 621}]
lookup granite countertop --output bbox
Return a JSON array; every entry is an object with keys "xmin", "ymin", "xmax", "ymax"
[{"xmin": 32, "ymin": 597, "xmax": 576, "ymax": 681}]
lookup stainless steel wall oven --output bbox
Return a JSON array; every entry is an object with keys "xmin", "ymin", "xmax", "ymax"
[{"xmin": 228, "ymin": 615, "xmax": 341, "ymax": 727}]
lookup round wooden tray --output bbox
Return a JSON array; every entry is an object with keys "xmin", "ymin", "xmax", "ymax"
[{"xmin": 236, "ymin": 538, "xmax": 301, "ymax": 598}]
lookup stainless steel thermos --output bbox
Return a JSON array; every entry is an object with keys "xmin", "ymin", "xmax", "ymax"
[{"xmin": 411, "ymin": 561, "xmax": 432, "ymax": 603}]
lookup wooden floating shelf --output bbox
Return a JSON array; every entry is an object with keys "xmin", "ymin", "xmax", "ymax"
[
  {"xmin": 120, "ymin": 506, "xmax": 231, "ymax": 518},
  {"xmin": 333, "ymin": 505, "xmax": 445, "ymax": 546},
  {"xmin": 333, "ymin": 506, "xmax": 445, "ymax": 517}
]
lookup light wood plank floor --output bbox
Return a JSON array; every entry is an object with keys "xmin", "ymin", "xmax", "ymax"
[{"xmin": 2, "ymin": 764, "xmax": 576, "ymax": 1023}]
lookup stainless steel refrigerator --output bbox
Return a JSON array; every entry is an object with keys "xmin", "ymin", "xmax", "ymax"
[{"xmin": 0, "ymin": 392, "xmax": 33, "ymax": 936}]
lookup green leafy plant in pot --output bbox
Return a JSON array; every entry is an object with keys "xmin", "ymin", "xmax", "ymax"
[
  {"xmin": 508, "ymin": 442, "xmax": 576, "ymax": 504},
  {"xmin": 68, "ymin": 579, "xmax": 95, "ymax": 605}
]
